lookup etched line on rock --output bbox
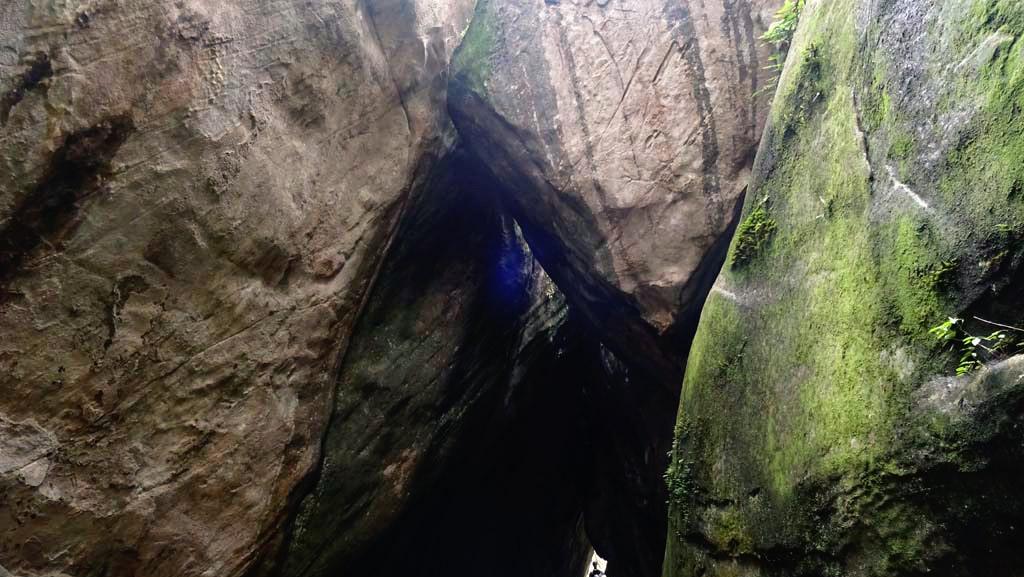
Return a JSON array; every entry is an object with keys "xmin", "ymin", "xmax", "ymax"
[
  {"xmin": 887, "ymin": 165, "xmax": 930, "ymax": 210},
  {"xmin": 664, "ymin": 0, "xmax": 723, "ymax": 231}
]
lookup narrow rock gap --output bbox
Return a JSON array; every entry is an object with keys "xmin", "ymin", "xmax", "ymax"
[{"xmin": 258, "ymin": 144, "xmax": 679, "ymax": 577}]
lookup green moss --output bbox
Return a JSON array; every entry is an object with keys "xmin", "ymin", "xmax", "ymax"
[
  {"xmin": 757, "ymin": 0, "xmax": 895, "ymax": 488},
  {"xmin": 730, "ymin": 205, "xmax": 777, "ymax": 268},
  {"xmin": 939, "ymin": 32, "xmax": 1024, "ymax": 231},
  {"xmin": 877, "ymin": 216, "xmax": 956, "ymax": 337},
  {"xmin": 973, "ymin": 0, "xmax": 1024, "ymax": 32},
  {"xmin": 862, "ymin": 66, "xmax": 892, "ymax": 132},
  {"xmin": 707, "ymin": 507, "xmax": 755, "ymax": 554},
  {"xmin": 667, "ymin": 1, "xmax": 1024, "ymax": 575},
  {"xmin": 451, "ymin": 0, "xmax": 495, "ymax": 96},
  {"xmin": 888, "ymin": 132, "xmax": 914, "ymax": 159},
  {"xmin": 774, "ymin": 43, "xmax": 828, "ymax": 139}
]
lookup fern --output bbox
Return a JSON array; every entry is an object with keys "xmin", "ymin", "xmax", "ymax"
[
  {"xmin": 758, "ymin": 0, "xmax": 806, "ymax": 97},
  {"xmin": 762, "ymin": 0, "xmax": 805, "ymax": 49}
]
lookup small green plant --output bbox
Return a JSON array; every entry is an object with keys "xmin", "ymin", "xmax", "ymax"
[
  {"xmin": 664, "ymin": 459, "xmax": 690, "ymax": 505},
  {"xmin": 930, "ymin": 316, "xmax": 1023, "ymax": 375},
  {"xmin": 778, "ymin": 44, "xmax": 825, "ymax": 137},
  {"xmin": 731, "ymin": 202, "xmax": 777, "ymax": 268},
  {"xmin": 756, "ymin": 0, "xmax": 806, "ymax": 97},
  {"xmin": 928, "ymin": 316, "xmax": 961, "ymax": 344},
  {"xmin": 762, "ymin": 0, "xmax": 805, "ymax": 49}
]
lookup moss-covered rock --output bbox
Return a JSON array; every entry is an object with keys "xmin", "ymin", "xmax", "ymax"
[
  {"xmin": 664, "ymin": 0, "xmax": 1024, "ymax": 575},
  {"xmin": 730, "ymin": 204, "xmax": 778, "ymax": 268},
  {"xmin": 450, "ymin": 0, "xmax": 495, "ymax": 97}
]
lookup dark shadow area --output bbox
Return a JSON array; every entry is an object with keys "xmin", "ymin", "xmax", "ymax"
[
  {"xmin": 260, "ymin": 147, "xmax": 680, "ymax": 577},
  {"xmin": 342, "ymin": 310, "xmax": 677, "ymax": 577},
  {"xmin": 345, "ymin": 315, "xmax": 593, "ymax": 577}
]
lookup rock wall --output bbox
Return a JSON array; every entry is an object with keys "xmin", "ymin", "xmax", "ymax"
[
  {"xmin": 0, "ymin": 1, "xmax": 472, "ymax": 575},
  {"xmin": 665, "ymin": 0, "xmax": 1024, "ymax": 575},
  {"xmin": 448, "ymin": 0, "xmax": 780, "ymax": 383}
]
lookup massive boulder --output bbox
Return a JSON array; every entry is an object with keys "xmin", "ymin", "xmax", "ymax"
[
  {"xmin": 0, "ymin": 1, "xmax": 472, "ymax": 575},
  {"xmin": 665, "ymin": 0, "xmax": 1024, "ymax": 575},
  {"xmin": 448, "ymin": 0, "xmax": 780, "ymax": 383}
]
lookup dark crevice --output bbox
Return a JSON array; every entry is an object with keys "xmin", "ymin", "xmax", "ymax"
[
  {"xmin": 0, "ymin": 52, "xmax": 52, "ymax": 125},
  {"xmin": 447, "ymin": 84, "xmax": 685, "ymax": 387},
  {"xmin": 253, "ymin": 2, "xmax": 742, "ymax": 574},
  {"xmin": 0, "ymin": 115, "xmax": 134, "ymax": 301},
  {"xmin": 252, "ymin": 136, "xmax": 682, "ymax": 577},
  {"xmin": 343, "ymin": 314, "xmax": 595, "ymax": 577}
]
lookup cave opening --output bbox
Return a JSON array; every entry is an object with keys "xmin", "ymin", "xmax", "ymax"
[
  {"xmin": 331, "ymin": 151, "xmax": 679, "ymax": 577},
  {"xmin": 257, "ymin": 149, "xmax": 683, "ymax": 577}
]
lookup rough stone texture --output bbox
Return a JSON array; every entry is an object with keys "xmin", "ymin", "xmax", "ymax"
[
  {"xmin": 449, "ymin": 0, "xmax": 781, "ymax": 382},
  {"xmin": 665, "ymin": 0, "xmax": 1024, "ymax": 575},
  {"xmin": 0, "ymin": 1, "xmax": 472, "ymax": 576}
]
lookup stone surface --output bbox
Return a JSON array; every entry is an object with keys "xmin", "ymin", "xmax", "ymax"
[
  {"xmin": 449, "ymin": 0, "xmax": 781, "ymax": 383},
  {"xmin": 665, "ymin": 0, "xmax": 1024, "ymax": 575},
  {"xmin": 0, "ymin": 1, "xmax": 472, "ymax": 575}
]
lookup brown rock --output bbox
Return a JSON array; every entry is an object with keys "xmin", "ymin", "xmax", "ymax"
[
  {"xmin": 449, "ymin": 0, "xmax": 780, "ymax": 382},
  {"xmin": 0, "ymin": 1, "xmax": 472, "ymax": 575}
]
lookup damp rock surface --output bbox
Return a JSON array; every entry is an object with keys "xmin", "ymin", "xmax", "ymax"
[{"xmin": 665, "ymin": 0, "xmax": 1024, "ymax": 575}]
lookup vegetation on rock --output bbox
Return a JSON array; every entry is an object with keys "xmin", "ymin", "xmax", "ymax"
[
  {"xmin": 730, "ymin": 203, "xmax": 777, "ymax": 268},
  {"xmin": 665, "ymin": 0, "xmax": 1024, "ymax": 575},
  {"xmin": 762, "ymin": 0, "xmax": 805, "ymax": 50},
  {"xmin": 452, "ymin": 0, "xmax": 496, "ymax": 96}
]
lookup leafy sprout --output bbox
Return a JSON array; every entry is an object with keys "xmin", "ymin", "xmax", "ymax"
[
  {"xmin": 762, "ymin": 0, "xmax": 805, "ymax": 49},
  {"xmin": 757, "ymin": 0, "xmax": 806, "ymax": 97},
  {"xmin": 931, "ymin": 316, "xmax": 1022, "ymax": 375}
]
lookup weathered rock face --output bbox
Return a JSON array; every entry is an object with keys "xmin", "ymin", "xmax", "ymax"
[
  {"xmin": 0, "ymin": 1, "xmax": 472, "ymax": 575},
  {"xmin": 449, "ymin": 0, "xmax": 780, "ymax": 382},
  {"xmin": 665, "ymin": 0, "xmax": 1024, "ymax": 575}
]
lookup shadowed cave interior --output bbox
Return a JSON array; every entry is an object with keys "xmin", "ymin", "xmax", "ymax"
[{"xmin": 255, "ymin": 150, "xmax": 688, "ymax": 577}]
